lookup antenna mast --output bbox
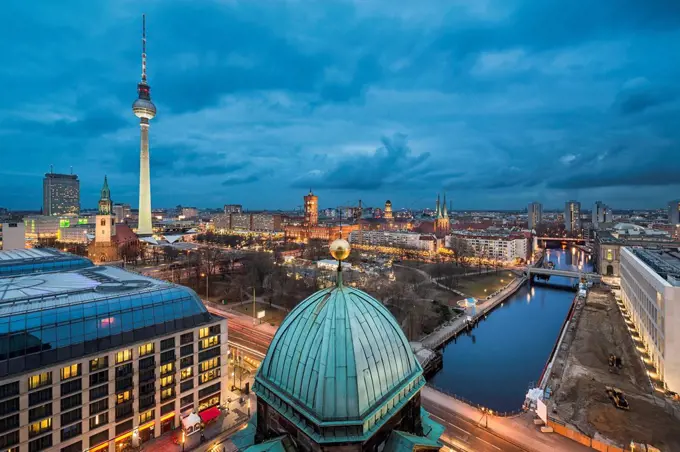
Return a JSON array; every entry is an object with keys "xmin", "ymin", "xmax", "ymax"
[{"xmin": 141, "ymin": 14, "xmax": 147, "ymax": 82}]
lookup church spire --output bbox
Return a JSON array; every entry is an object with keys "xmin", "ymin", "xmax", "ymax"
[
  {"xmin": 98, "ymin": 176, "xmax": 112, "ymax": 215},
  {"xmin": 442, "ymin": 192, "xmax": 448, "ymax": 217},
  {"xmin": 435, "ymin": 194, "xmax": 441, "ymax": 219}
]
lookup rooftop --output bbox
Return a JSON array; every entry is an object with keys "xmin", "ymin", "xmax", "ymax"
[
  {"xmin": 630, "ymin": 248, "xmax": 680, "ymax": 282},
  {"xmin": 0, "ymin": 248, "xmax": 93, "ymax": 278},
  {"xmin": 0, "ymin": 251, "xmax": 212, "ymax": 378}
]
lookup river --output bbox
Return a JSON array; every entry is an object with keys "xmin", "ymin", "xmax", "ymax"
[{"xmin": 430, "ymin": 248, "xmax": 593, "ymax": 413}]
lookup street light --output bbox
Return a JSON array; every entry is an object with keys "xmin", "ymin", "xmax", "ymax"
[
  {"xmin": 201, "ymin": 272, "xmax": 209, "ymax": 300},
  {"xmin": 181, "ymin": 431, "xmax": 186, "ymax": 452}
]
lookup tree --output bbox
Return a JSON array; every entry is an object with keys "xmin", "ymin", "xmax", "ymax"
[{"xmin": 162, "ymin": 246, "xmax": 180, "ymax": 263}]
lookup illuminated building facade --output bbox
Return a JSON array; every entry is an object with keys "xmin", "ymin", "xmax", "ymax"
[
  {"xmin": 304, "ymin": 190, "xmax": 318, "ymax": 226},
  {"xmin": 446, "ymin": 231, "xmax": 529, "ymax": 262},
  {"xmin": 43, "ymin": 172, "xmax": 80, "ymax": 216},
  {"xmin": 384, "ymin": 200, "xmax": 393, "ymax": 220},
  {"xmin": 0, "ymin": 250, "xmax": 228, "ymax": 452},
  {"xmin": 528, "ymin": 202, "xmax": 542, "ymax": 229},
  {"xmin": 89, "ymin": 177, "xmax": 120, "ymax": 263},
  {"xmin": 564, "ymin": 200, "xmax": 581, "ymax": 233},
  {"xmin": 223, "ymin": 204, "xmax": 242, "ymax": 214}
]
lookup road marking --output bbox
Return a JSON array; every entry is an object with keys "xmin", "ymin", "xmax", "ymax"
[
  {"xmin": 429, "ymin": 413, "xmax": 471, "ymax": 435},
  {"xmin": 477, "ymin": 436, "xmax": 502, "ymax": 451}
]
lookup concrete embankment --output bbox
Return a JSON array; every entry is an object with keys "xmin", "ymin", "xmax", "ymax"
[{"xmin": 421, "ymin": 276, "xmax": 527, "ymax": 350}]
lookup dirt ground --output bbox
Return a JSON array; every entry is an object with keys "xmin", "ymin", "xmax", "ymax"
[{"xmin": 550, "ymin": 288, "xmax": 680, "ymax": 450}]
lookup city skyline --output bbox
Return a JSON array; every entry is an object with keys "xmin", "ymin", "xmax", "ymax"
[{"xmin": 1, "ymin": 1, "xmax": 679, "ymax": 211}]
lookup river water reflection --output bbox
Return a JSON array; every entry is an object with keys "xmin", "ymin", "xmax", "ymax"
[{"xmin": 430, "ymin": 249, "xmax": 593, "ymax": 413}]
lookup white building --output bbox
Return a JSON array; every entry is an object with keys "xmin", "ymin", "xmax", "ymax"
[
  {"xmin": 620, "ymin": 247, "xmax": 680, "ymax": 392},
  {"xmin": 446, "ymin": 232, "xmax": 529, "ymax": 262},
  {"xmin": 1, "ymin": 222, "xmax": 25, "ymax": 250},
  {"xmin": 348, "ymin": 230, "xmax": 437, "ymax": 252}
]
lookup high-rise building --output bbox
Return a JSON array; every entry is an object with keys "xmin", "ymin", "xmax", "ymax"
[
  {"xmin": 564, "ymin": 200, "xmax": 581, "ymax": 233},
  {"xmin": 0, "ymin": 249, "xmax": 228, "ymax": 452},
  {"xmin": 132, "ymin": 15, "xmax": 157, "ymax": 236},
  {"xmin": 43, "ymin": 171, "xmax": 80, "ymax": 216},
  {"xmin": 527, "ymin": 202, "xmax": 542, "ymax": 229},
  {"xmin": 668, "ymin": 200, "xmax": 680, "ymax": 226},
  {"xmin": 304, "ymin": 190, "xmax": 318, "ymax": 226},
  {"xmin": 592, "ymin": 201, "xmax": 612, "ymax": 227},
  {"xmin": 223, "ymin": 204, "xmax": 242, "ymax": 214},
  {"xmin": 113, "ymin": 203, "xmax": 131, "ymax": 221}
]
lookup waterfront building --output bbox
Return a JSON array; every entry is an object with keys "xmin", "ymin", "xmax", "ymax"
[
  {"xmin": 240, "ymin": 242, "xmax": 443, "ymax": 452},
  {"xmin": 620, "ymin": 247, "xmax": 680, "ymax": 392},
  {"xmin": 0, "ymin": 249, "xmax": 228, "ymax": 451},
  {"xmin": 669, "ymin": 200, "xmax": 680, "ymax": 226},
  {"xmin": 0, "ymin": 222, "xmax": 25, "ymax": 250},
  {"xmin": 223, "ymin": 204, "xmax": 242, "ymax": 214},
  {"xmin": 446, "ymin": 231, "xmax": 529, "ymax": 263},
  {"xmin": 349, "ymin": 230, "xmax": 437, "ymax": 252},
  {"xmin": 304, "ymin": 190, "xmax": 319, "ymax": 226},
  {"xmin": 132, "ymin": 15, "xmax": 157, "ymax": 236},
  {"xmin": 527, "ymin": 202, "xmax": 542, "ymax": 230},
  {"xmin": 564, "ymin": 201, "xmax": 581, "ymax": 233},
  {"xmin": 43, "ymin": 172, "xmax": 79, "ymax": 217}
]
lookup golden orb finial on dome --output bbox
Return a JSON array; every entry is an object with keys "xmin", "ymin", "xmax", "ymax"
[{"xmin": 330, "ymin": 238, "xmax": 351, "ymax": 261}]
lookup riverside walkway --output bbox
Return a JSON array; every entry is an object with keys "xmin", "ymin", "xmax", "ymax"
[{"xmin": 421, "ymin": 276, "xmax": 526, "ymax": 350}]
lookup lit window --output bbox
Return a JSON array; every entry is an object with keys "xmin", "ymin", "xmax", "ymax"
[
  {"xmin": 29, "ymin": 418, "xmax": 52, "ymax": 437},
  {"xmin": 160, "ymin": 363, "xmax": 174, "ymax": 375},
  {"xmin": 139, "ymin": 343, "xmax": 154, "ymax": 357},
  {"xmin": 28, "ymin": 372, "xmax": 51, "ymax": 390},
  {"xmin": 161, "ymin": 388, "xmax": 174, "ymax": 400},
  {"xmin": 180, "ymin": 368, "xmax": 193, "ymax": 380},
  {"xmin": 61, "ymin": 364, "xmax": 80, "ymax": 381},
  {"xmin": 90, "ymin": 357, "xmax": 108, "ymax": 372},
  {"xmin": 200, "ymin": 358, "xmax": 219, "ymax": 373},
  {"xmin": 161, "ymin": 375, "xmax": 174, "ymax": 388},
  {"xmin": 200, "ymin": 336, "xmax": 219, "ymax": 350},
  {"xmin": 199, "ymin": 327, "xmax": 209, "ymax": 339},
  {"xmin": 139, "ymin": 410, "xmax": 154, "ymax": 424},
  {"xmin": 200, "ymin": 369, "xmax": 220, "ymax": 384},
  {"xmin": 116, "ymin": 390, "xmax": 131, "ymax": 405},
  {"xmin": 116, "ymin": 349, "xmax": 132, "ymax": 364}
]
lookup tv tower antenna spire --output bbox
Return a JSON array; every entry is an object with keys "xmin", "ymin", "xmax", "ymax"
[{"xmin": 141, "ymin": 14, "xmax": 147, "ymax": 82}]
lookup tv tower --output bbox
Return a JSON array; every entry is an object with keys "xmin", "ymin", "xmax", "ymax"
[{"xmin": 132, "ymin": 14, "xmax": 156, "ymax": 236}]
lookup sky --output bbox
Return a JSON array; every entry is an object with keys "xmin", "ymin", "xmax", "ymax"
[{"xmin": 1, "ymin": 0, "xmax": 679, "ymax": 211}]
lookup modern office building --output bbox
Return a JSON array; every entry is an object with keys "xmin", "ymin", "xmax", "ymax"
[
  {"xmin": 592, "ymin": 201, "xmax": 612, "ymax": 228},
  {"xmin": 669, "ymin": 200, "xmax": 680, "ymax": 226},
  {"xmin": 0, "ymin": 222, "xmax": 25, "ymax": 250},
  {"xmin": 527, "ymin": 202, "xmax": 542, "ymax": 230},
  {"xmin": 112, "ymin": 204, "xmax": 131, "ymax": 222},
  {"xmin": 223, "ymin": 205, "xmax": 242, "ymax": 214},
  {"xmin": 180, "ymin": 207, "xmax": 198, "ymax": 219},
  {"xmin": 0, "ymin": 250, "xmax": 228, "ymax": 452},
  {"xmin": 43, "ymin": 173, "xmax": 80, "ymax": 217},
  {"xmin": 620, "ymin": 247, "xmax": 680, "ymax": 392},
  {"xmin": 564, "ymin": 200, "xmax": 581, "ymax": 233}
]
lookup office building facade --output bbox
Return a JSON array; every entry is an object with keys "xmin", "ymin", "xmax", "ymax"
[
  {"xmin": 43, "ymin": 173, "xmax": 80, "ymax": 217},
  {"xmin": 223, "ymin": 205, "xmax": 242, "ymax": 214},
  {"xmin": 0, "ymin": 251, "xmax": 228, "ymax": 452},
  {"xmin": 669, "ymin": 200, "xmax": 680, "ymax": 226},
  {"xmin": 620, "ymin": 247, "xmax": 680, "ymax": 392},
  {"xmin": 527, "ymin": 202, "xmax": 542, "ymax": 229},
  {"xmin": 564, "ymin": 200, "xmax": 581, "ymax": 233}
]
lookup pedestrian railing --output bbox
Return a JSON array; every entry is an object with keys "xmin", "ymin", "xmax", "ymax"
[{"xmin": 426, "ymin": 383, "xmax": 525, "ymax": 417}]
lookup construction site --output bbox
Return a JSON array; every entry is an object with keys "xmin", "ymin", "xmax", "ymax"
[{"xmin": 547, "ymin": 287, "xmax": 680, "ymax": 450}]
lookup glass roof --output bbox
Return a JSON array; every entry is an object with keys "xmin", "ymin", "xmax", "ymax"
[
  {"xmin": 0, "ymin": 265, "xmax": 211, "ymax": 378},
  {"xmin": 0, "ymin": 248, "xmax": 93, "ymax": 278}
]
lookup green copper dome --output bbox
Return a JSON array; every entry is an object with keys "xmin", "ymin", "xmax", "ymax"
[{"xmin": 254, "ymin": 283, "xmax": 424, "ymax": 441}]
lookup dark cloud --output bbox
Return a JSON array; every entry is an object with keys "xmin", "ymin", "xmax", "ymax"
[
  {"xmin": 222, "ymin": 174, "xmax": 261, "ymax": 186},
  {"xmin": 614, "ymin": 83, "xmax": 676, "ymax": 115},
  {"xmin": 291, "ymin": 133, "xmax": 430, "ymax": 190}
]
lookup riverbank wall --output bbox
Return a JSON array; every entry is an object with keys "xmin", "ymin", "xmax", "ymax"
[{"xmin": 421, "ymin": 276, "xmax": 527, "ymax": 350}]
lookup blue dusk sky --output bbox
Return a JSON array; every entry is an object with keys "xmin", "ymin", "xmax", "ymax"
[{"xmin": 1, "ymin": 0, "xmax": 679, "ymax": 211}]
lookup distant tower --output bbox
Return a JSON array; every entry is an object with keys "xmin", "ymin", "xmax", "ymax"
[
  {"xmin": 304, "ymin": 189, "xmax": 318, "ymax": 226},
  {"xmin": 98, "ymin": 176, "xmax": 112, "ymax": 215},
  {"xmin": 132, "ymin": 14, "xmax": 157, "ymax": 236},
  {"xmin": 434, "ymin": 193, "xmax": 450, "ymax": 238},
  {"xmin": 384, "ymin": 200, "xmax": 393, "ymax": 220}
]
